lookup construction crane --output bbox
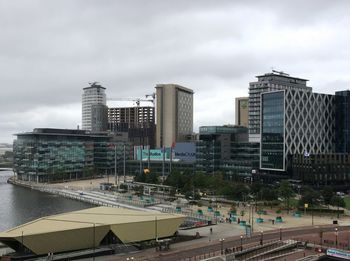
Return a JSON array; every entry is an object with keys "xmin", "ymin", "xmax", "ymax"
[
  {"xmin": 145, "ymin": 93, "xmax": 156, "ymax": 100},
  {"xmin": 108, "ymin": 97, "xmax": 154, "ymax": 107}
]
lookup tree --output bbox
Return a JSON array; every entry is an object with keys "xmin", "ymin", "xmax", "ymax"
[
  {"xmin": 321, "ymin": 186, "xmax": 334, "ymax": 206},
  {"xmin": 164, "ymin": 170, "xmax": 191, "ymax": 192},
  {"xmin": 134, "ymin": 185, "xmax": 144, "ymax": 196},
  {"xmin": 133, "ymin": 172, "xmax": 146, "ymax": 183},
  {"xmin": 83, "ymin": 166, "xmax": 95, "ymax": 178},
  {"xmin": 299, "ymin": 186, "xmax": 320, "ymax": 207},
  {"xmin": 331, "ymin": 195, "xmax": 346, "ymax": 218},
  {"xmin": 278, "ymin": 180, "xmax": 295, "ymax": 213},
  {"xmin": 261, "ymin": 187, "xmax": 278, "ymax": 201},
  {"xmin": 144, "ymin": 171, "xmax": 160, "ymax": 184},
  {"xmin": 251, "ymin": 181, "xmax": 263, "ymax": 211},
  {"xmin": 251, "ymin": 182, "xmax": 262, "ymax": 199}
]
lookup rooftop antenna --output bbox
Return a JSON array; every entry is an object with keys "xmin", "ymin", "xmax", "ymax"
[
  {"xmin": 88, "ymin": 82, "xmax": 100, "ymax": 87},
  {"xmin": 272, "ymin": 69, "xmax": 290, "ymax": 76}
]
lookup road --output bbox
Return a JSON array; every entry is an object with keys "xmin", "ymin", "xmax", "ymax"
[{"xmin": 113, "ymin": 225, "xmax": 350, "ymax": 261}]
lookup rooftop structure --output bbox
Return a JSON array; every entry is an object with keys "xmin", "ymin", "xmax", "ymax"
[
  {"xmin": 249, "ymin": 71, "xmax": 311, "ymax": 142},
  {"xmin": 0, "ymin": 206, "xmax": 185, "ymax": 255}
]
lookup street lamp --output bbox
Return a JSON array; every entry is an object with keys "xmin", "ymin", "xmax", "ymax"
[
  {"xmin": 114, "ymin": 144, "xmax": 118, "ymax": 186},
  {"xmin": 260, "ymin": 230, "xmax": 264, "ymax": 245},
  {"xmin": 240, "ymin": 235, "xmax": 243, "ymax": 251},
  {"xmin": 219, "ymin": 238, "xmax": 225, "ymax": 255},
  {"xmin": 92, "ymin": 223, "xmax": 96, "ymax": 261},
  {"xmin": 279, "ymin": 226, "xmax": 282, "ymax": 241},
  {"xmin": 335, "ymin": 227, "xmax": 339, "ymax": 247}
]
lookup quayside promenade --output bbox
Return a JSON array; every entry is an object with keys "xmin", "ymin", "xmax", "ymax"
[
  {"xmin": 6, "ymin": 177, "xmax": 350, "ymax": 260},
  {"xmin": 8, "ymin": 176, "xmax": 350, "ymax": 232}
]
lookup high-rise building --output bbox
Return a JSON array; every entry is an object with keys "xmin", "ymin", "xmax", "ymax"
[
  {"xmin": 82, "ymin": 82, "xmax": 106, "ymax": 131},
  {"xmin": 235, "ymin": 97, "xmax": 249, "ymax": 127},
  {"xmin": 260, "ymin": 89, "xmax": 335, "ymax": 172},
  {"xmin": 155, "ymin": 84, "xmax": 193, "ymax": 148},
  {"xmin": 335, "ymin": 90, "xmax": 350, "ymax": 153},
  {"xmin": 108, "ymin": 106, "xmax": 155, "ymax": 131},
  {"xmin": 108, "ymin": 106, "xmax": 156, "ymax": 148},
  {"xmin": 249, "ymin": 71, "xmax": 311, "ymax": 142}
]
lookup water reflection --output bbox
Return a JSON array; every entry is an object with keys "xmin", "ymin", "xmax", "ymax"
[{"xmin": 0, "ymin": 171, "xmax": 93, "ymax": 231}]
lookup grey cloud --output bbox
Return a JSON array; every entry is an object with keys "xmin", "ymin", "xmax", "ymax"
[{"xmin": 1, "ymin": 0, "xmax": 350, "ymax": 142}]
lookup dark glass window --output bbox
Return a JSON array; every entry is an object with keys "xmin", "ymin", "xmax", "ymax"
[{"xmin": 261, "ymin": 91, "xmax": 284, "ymax": 170}]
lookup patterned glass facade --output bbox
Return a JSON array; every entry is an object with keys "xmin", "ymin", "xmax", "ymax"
[
  {"xmin": 248, "ymin": 72, "xmax": 310, "ymax": 142},
  {"xmin": 260, "ymin": 88, "xmax": 335, "ymax": 172}
]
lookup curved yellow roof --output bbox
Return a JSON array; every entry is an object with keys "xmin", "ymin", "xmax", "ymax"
[{"xmin": 0, "ymin": 206, "xmax": 185, "ymax": 255}]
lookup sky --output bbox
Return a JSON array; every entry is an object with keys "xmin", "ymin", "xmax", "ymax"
[{"xmin": 1, "ymin": 0, "xmax": 350, "ymax": 143}]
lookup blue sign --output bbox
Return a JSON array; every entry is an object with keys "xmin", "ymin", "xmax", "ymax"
[{"xmin": 173, "ymin": 142, "xmax": 196, "ymax": 162}]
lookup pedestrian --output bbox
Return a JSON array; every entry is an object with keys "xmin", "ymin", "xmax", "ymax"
[{"xmin": 210, "ymin": 227, "xmax": 213, "ymax": 234}]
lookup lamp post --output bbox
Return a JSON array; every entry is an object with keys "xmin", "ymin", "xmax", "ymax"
[
  {"xmin": 114, "ymin": 144, "xmax": 118, "ymax": 186},
  {"xmin": 92, "ymin": 223, "xmax": 96, "ymax": 261},
  {"xmin": 279, "ymin": 226, "xmax": 282, "ymax": 241},
  {"xmin": 240, "ymin": 235, "xmax": 243, "ymax": 251},
  {"xmin": 335, "ymin": 227, "xmax": 339, "ymax": 247},
  {"xmin": 123, "ymin": 144, "xmax": 126, "ymax": 183},
  {"xmin": 248, "ymin": 204, "xmax": 251, "ymax": 226},
  {"xmin": 260, "ymin": 230, "xmax": 264, "ymax": 245},
  {"xmin": 219, "ymin": 238, "xmax": 225, "ymax": 255},
  {"xmin": 21, "ymin": 231, "xmax": 24, "ymax": 253},
  {"xmin": 212, "ymin": 139, "xmax": 215, "ymax": 175}
]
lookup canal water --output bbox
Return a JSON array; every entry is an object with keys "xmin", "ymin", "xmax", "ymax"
[{"xmin": 0, "ymin": 170, "xmax": 93, "ymax": 231}]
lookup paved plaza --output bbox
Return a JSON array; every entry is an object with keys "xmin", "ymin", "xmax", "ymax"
[{"xmin": 52, "ymin": 177, "xmax": 350, "ymax": 232}]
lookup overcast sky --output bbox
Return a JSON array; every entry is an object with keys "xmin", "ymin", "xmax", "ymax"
[{"xmin": 1, "ymin": 0, "xmax": 350, "ymax": 143}]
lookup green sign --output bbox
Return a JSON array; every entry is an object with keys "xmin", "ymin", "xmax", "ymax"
[{"xmin": 136, "ymin": 148, "xmax": 170, "ymax": 160}]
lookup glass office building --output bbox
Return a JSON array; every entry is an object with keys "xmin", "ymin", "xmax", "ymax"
[
  {"xmin": 335, "ymin": 90, "xmax": 350, "ymax": 153},
  {"xmin": 13, "ymin": 128, "xmax": 132, "ymax": 183},
  {"xmin": 260, "ymin": 87, "xmax": 334, "ymax": 175},
  {"xmin": 261, "ymin": 91, "xmax": 285, "ymax": 170},
  {"xmin": 196, "ymin": 125, "xmax": 259, "ymax": 180}
]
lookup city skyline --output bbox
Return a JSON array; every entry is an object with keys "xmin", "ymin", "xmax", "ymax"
[{"xmin": 2, "ymin": 0, "xmax": 350, "ymax": 143}]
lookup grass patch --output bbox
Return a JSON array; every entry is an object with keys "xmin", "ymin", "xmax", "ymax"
[{"xmin": 289, "ymin": 198, "xmax": 299, "ymax": 208}]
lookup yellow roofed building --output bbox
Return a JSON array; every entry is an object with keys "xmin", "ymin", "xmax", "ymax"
[{"xmin": 0, "ymin": 206, "xmax": 185, "ymax": 255}]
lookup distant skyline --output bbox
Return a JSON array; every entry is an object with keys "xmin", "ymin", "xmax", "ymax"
[{"xmin": 2, "ymin": 0, "xmax": 350, "ymax": 143}]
